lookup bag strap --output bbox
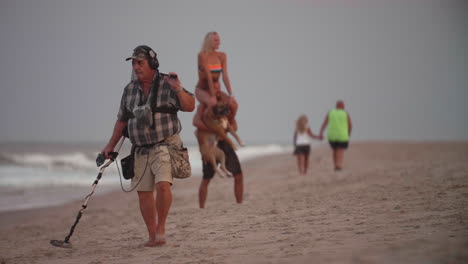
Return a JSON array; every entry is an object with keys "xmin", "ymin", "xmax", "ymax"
[
  {"xmin": 149, "ymin": 73, "xmax": 161, "ymax": 114},
  {"xmin": 149, "ymin": 73, "xmax": 178, "ymax": 128}
]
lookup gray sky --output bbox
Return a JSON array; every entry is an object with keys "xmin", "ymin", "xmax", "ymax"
[{"xmin": 0, "ymin": 0, "xmax": 467, "ymax": 145}]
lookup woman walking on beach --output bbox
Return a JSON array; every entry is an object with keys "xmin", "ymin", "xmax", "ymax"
[
  {"xmin": 293, "ymin": 115, "xmax": 322, "ymax": 175},
  {"xmin": 192, "ymin": 31, "xmax": 238, "ymax": 132}
]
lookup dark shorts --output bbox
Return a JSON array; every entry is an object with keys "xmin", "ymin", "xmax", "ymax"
[
  {"xmin": 329, "ymin": 141, "xmax": 349, "ymax": 149},
  {"xmin": 202, "ymin": 141, "xmax": 242, "ymax": 179},
  {"xmin": 294, "ymin": 145, "xmax": 310, "ymax": 155}
]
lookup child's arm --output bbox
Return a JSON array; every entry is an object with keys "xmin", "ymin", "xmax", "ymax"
[{"xmin": 307, "ymin": 127, "xmax": 321, "ymax": 140}]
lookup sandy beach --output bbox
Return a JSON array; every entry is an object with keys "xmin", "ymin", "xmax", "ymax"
[{"xmin": 0, "ymin": 142, "xmax": 467, "ymax": 264}]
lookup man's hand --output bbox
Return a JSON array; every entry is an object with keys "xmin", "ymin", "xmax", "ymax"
[
  {"xmin": 166, "ymin": 72, "xmax": 195, "ymax": 112},
  {"xmin": 164, "ymin": 72, "xmax": 182, "ymax": 92},
  {"xmin": 101, "ymin": 145, "xmax": 115, "ymax": 158}
]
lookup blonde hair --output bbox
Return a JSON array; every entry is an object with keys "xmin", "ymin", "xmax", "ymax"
[
  {"xmin": 201, "ymin": 31, "xmax": 218, "ymax": 52},
  {"xmin": 296, "ymin": 115, "xmax": 308, "ymax": 133}
]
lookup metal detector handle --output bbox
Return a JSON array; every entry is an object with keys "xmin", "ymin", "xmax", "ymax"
[
  {"xmin": 109, "ymin": 152, "xmax": 118, "ymax": 160},
  {"xmin": 95, "ymin": 152, "xmax": 119, "ymax": 167}
]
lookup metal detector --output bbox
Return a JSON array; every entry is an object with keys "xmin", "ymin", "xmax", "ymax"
[{"xmin": 50, "ymin": 137, "xmax": 125, "ymax": 248}]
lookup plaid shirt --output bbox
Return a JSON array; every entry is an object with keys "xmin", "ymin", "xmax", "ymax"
[{"xmin": 117, "ymin": 74, "xmax": 193, "ymax": 146}]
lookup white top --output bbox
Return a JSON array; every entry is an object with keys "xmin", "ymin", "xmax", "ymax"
[{"xmin": 295, "ymin": 131, "xmax": 310, "ymax": 145}]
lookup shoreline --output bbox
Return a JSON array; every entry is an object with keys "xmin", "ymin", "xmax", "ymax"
[{"xmin": 1, "ymin": 142, "xmax": 467, "ymax": 263}]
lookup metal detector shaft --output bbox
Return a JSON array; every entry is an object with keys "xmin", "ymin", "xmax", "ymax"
[
  {"xmin": 51, "ymin": 137, "xmax": 125, "ymax": 247},
  {"xmin": 62, "ymin": 154, "xmax": 117, "ymax": 243}
]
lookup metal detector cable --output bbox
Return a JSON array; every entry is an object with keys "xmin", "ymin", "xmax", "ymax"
[
  {"xmin": 115, "ymin": 146, "xmax": 149, "ymax": 193},
  {"xmin": 115, "ymin": 142, "xmax": 173, "ymax": 192}
]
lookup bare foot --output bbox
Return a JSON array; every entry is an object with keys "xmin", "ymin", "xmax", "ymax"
[
  {"xmin": 144, "ymin": 239, "xmax": 166, "ymax": 247},
  {"xmin": 156, "ymin": 235, "xmax": 166, "ymax": 245}
]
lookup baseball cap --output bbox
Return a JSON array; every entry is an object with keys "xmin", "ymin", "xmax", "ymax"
[{"xmin": 125, "ymin": 45, "xmax": 155, "ymax": 61}]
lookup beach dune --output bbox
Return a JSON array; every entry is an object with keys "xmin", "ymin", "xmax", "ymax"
[{"xmin": 1, "ymin": 142, "xmax": 467, "ymax": 264}]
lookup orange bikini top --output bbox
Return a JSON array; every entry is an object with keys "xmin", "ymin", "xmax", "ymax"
[{"xmin": 207, "ymin": 64, "xmax": 222, "ymax": 73}]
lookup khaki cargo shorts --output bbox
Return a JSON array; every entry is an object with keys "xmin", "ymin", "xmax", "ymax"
[{"xmin": 131, "ymin": 134, "xmax": 182, "ymax": 191}]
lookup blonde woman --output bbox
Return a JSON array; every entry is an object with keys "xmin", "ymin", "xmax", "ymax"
[
  {"xmin": 193, "ymin": 31, "xmax": 238, "ymax": 132},
  {"xmin": 293, "ymin": 115, "xmax": 322, "ymax": 175},
  {"xmin": 193, "ymin": 32, "xmax": 243, "ymax": 207}
]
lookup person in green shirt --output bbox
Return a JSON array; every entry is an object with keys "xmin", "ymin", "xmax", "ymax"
[{"xmin": 319, "ymin": 100, "xmax": 353, "ymax": 171}]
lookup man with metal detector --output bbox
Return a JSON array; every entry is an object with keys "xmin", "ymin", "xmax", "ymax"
[{"xmin": 102, "ymin": 45, "xmax": 195, "ymax": 247}]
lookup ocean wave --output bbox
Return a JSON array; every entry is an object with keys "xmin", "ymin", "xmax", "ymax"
[
  {"xmin": 0, "ymin": 144, "xmax": 291, "ymax": 171},
  {"xmin": 0, "ymin": 144, "xmax": 291, "ymax": 187},
  {"xmin": 0, "ymin": 152, "xmax": 98, "ymax": 172}
]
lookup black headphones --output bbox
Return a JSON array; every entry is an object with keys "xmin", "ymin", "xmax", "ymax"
[{"xmin": 132, "ymin": 45, "xmax": 159, "ymax": 70}]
